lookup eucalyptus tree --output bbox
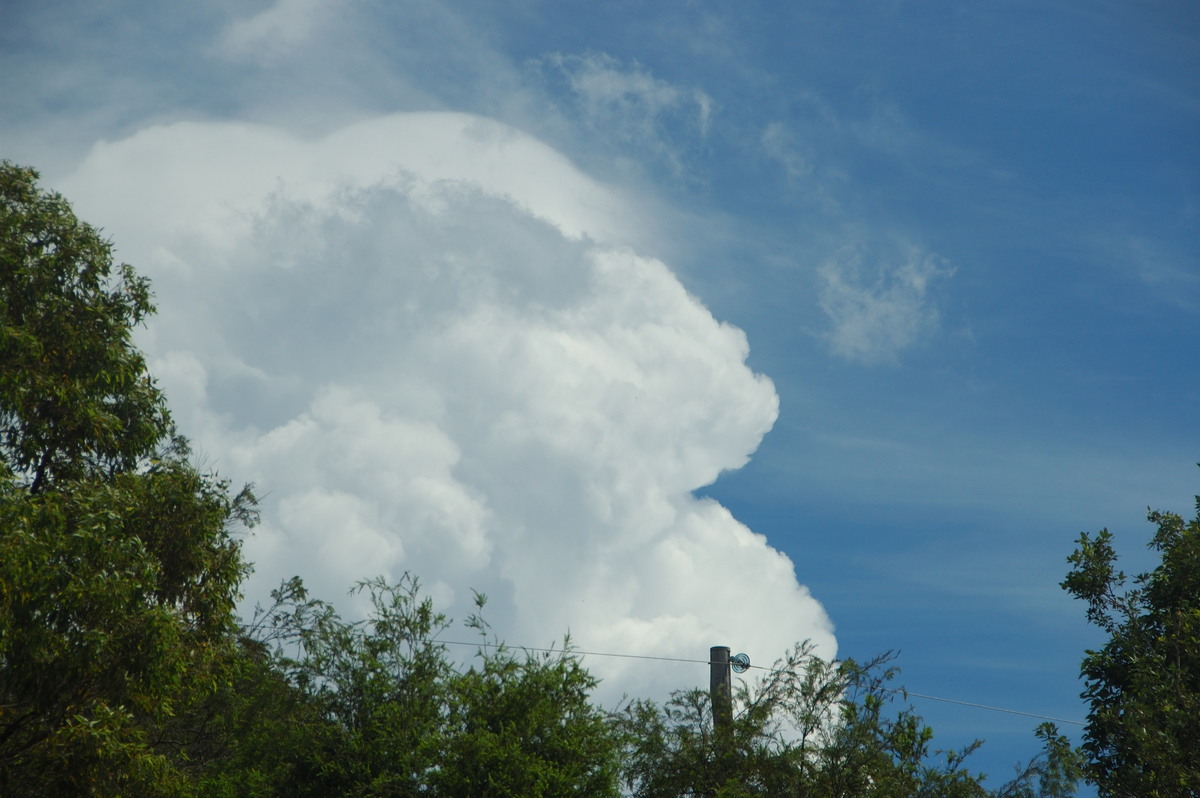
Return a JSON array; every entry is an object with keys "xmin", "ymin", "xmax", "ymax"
[
  {"xmin": 0, "ymin": 161, "xmax": 254, "ymax": 795},
  {"xmin": 1062, "ymin": 490, "xmax": 1200, "ymax": 796}
]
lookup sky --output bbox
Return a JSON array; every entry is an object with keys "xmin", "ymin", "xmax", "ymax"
[{"xmin": 2, "ymin": 0, "xmax": 1198, "ymax": 787}]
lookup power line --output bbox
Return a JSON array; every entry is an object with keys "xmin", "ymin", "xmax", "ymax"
[
  {"xmin": 887, "ymin": 689, "xmax": 1084, "ymax": 726},
  {"xmin": 434, "ymin": 638, "xmax": 758, "ymax": 669},
  {"xmin": 247, "ymin": 623, "xmax": 1084, "ymax": 727},
  {"xmin": 433, "ymin": 638, "xmax": 1085, "ymax": 726}
]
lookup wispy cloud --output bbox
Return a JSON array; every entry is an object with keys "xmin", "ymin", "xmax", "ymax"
[
  {"xmin": 532, "ymin": 52, "xmax": 712, "ymax": 178},
  {"xmin": 217, "ymin": 0, "xmax": 345, "ymax": 63},
  {"xmin": 761, "ymin": 122, "xmax": 813, "ymax": 184},
  {"xmin": 1118, "ymin": 235, "xmax": 1200, "ymax": 311},
  {"xmin": 818, "ymin": 245, "xmax": 954, "ymax": 365}
]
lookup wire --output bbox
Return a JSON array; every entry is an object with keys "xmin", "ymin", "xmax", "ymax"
[
  {"xmin": 434, "ymin": 638, "xmax": 769, "ymax": 669},
  {"xmin": 434, "ymin": 638, "xmax": 1085, "ymax": 726},
  {"xmin": 248, "ymin": 622, "xmax": 1085, "ymax": 727},
  {"xmin": 887, "ymin": 689, "xmax": 1085, "ymax": 726}
]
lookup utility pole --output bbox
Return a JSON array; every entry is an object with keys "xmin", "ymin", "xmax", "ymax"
[
  {"xmin": 710, "ymin": 645, "xmax": 732, "ymax": 733},
  {"xmin": 709, "ymin": 645, "xmax": 734, "ymax": 797}
]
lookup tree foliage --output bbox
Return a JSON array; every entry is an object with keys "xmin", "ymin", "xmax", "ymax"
[
  {"xmin": 0, "ymin": 161, "xmax": 254, "ymax": 795},
  {"xmin": 1062, "ymin": 490, "xmax": 1200, "ymax": 796},
  {"xmin": 436, "ymin": 598, "xmax": 620, "ymax": 797},
  {"xmin": 193, "ymin": 576, "xmax": 622, "ymax": 797},
  {"xmin": 0, "ymin": 161, "xmax": 168, "ymax": 493},
  {"xmin": 617, "ymin": 643, "xmax": 1081, "ymax": 798}
]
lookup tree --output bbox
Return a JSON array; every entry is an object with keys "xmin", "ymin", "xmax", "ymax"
[
  {"xmin": 617, "ymin": 642, "xmax": 1082, "ymax": 798},
  {"xmin": 0, "ymin": 162, "xmax": 168, "ymax": 493},
  {"xmin": 232, "ymin": 575, "xmax": 451, "ymax": 797},
  {"xmin": 0, "ymin": 162, "xmax": 254, "ymax": 794},
  {"xmin": 220, "ymin": 575, "xmax": 623, "ymax": 797},
  {"xmin": 434, "ymin": 596, "xmax": 621, "ymax": 797},
  {"xmin": 1062, "ymin": 489, "xmax": 1200, "ymax": 796}
]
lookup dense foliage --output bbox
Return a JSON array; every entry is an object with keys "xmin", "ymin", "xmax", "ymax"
[
  {"xmin": 0, "ymin": 161, "xmax": 253, "ymax": 794},
  {"xmin": 0, "ymin": 163, "xmax": 168, "ymax": 493},
  {"xmin": 1062, "ymin": 494, "xmax": 1200, "ymax": 796},
  {"xmin": 196, "ymin": 577, "xmax": 622, "ymax": 797}
]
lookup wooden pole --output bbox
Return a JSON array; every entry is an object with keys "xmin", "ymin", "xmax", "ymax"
[
  {"xmin": 710, "ymin": 645, "xmax": 732, "ymax": 733},
  {"xmin": 709, "ymin": 645, "xmax": 734, "ymax": 796}
]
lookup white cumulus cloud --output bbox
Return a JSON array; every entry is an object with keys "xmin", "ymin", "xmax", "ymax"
[{"xmin": 60, "ymin": 111, "xmax": 834, "ymax": 699}]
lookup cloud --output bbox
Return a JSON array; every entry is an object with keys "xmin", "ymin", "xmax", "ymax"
[
  {"xmin": 818, "ymin": 245, "xmax": 954, "ymax": 365},
  {"xmin": 217, "ymin": 0, "xmax": 345, "ymax": 63},
  {"xmin": 533, "ymin": 52, "xmax": 713, "ymax": 178},
  {"xmin": 761, "ymin": 122, "xmax": 813, "ymax": 184},
  {"xmin": 60, "ymin": 112, "xmax": 835, "ymax": 699},
  {"xmin": 1116, "ymin": 235, "xmax": 1200, "ymax": 312}
]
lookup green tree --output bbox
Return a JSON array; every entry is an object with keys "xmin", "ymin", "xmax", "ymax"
[
  {"xmin": 221, "ymin": 576, "xmax": 622, "ymax": 797},
  {"xmin": 0, "ymin": 162, "xmax": 168, "ymax": 494},
  {"xmin": 165, "ymin": 632, "xmax": 321, "ymax": 797},
  {"xmin": 434, "ymin": 596, "xmax": 621, "ymax": 797},
  {"xmin": 1062, "ymin": 490, "xmax": 1200, "ymax": 796},
  {"xmin": 0, "ymin": 162, "xmax": 254, "ymax": 795},
  {"xmin": 617, "ymin": 642, "xmax": 1081, "ymax": 798},
  {"xmin": 239, "ymin": 575, "xmax": 450, "ymax": 797}
]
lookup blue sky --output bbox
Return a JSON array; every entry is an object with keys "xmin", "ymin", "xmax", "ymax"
[{"xmin": 3, "ymin": 0, "xmax": 1197, "ymax": 787}]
